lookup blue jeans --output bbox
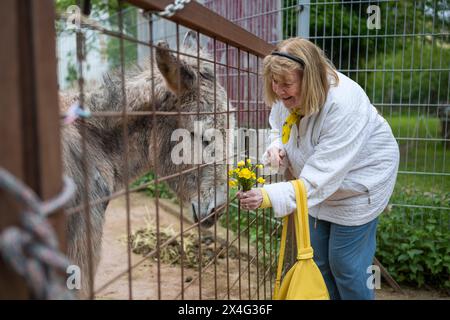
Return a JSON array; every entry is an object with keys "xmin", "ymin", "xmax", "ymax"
[{"xmin": 309, "ymin": 215, "xmax": 379, "ymax": 300}]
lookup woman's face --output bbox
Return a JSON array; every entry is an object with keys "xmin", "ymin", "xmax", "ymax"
[{"xmin": 271, "ymin": 70, "xmax": 302, "ymax": 110}]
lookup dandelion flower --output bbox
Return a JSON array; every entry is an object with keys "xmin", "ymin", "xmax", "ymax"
[
  {"xmin": 238, "ymin": 168, "xmax": 252, "ymax": 179},
  {"xmin": 227, "ymin": 161, "xmax": 265, "ymax": 191},
  {"xmin": 229, "ymin": 180, "xmax": 237, "ymax": 187}
]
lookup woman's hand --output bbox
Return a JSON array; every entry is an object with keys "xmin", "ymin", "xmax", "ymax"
[
  {"xmin": 265, "ymin": 146, "xmax": 288, "ymax": 173},
  {"xmin": 267, "ymin": 147, "xmax": 286, "ymax": 167},
  {"xmin": 237, "ymin": 189, "xmax": 263, "ymax": 210}
]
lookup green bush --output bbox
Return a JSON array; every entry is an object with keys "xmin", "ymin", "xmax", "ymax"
[
  {"xmin": 131, "ymin": 171, "xmax": 175, "ymax": 199},
  {"xmin": 364, "ymin": 41, "xmax": 450, "ymax": 107},
  {"xmin": 376, "ymin": 188, "xmax": 450, "ymax": 292},
  {"xmin": 219, "ymin": 189, "xmax": 281, "ymax": 269}
]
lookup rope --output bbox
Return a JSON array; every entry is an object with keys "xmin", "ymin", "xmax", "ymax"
[{"xmin": 0, "ymin": 168, "xmax": 76, "ymax": 299}]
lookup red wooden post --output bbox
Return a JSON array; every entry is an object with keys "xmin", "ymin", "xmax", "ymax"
[{"xmin": 0, "ymin": 0, "xmax": 65, "ymax": 299}]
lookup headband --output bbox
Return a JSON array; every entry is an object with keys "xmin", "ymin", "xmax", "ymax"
[{"xmin": 271, "ymin": 51, "xmax": 305, "ymax": 67}]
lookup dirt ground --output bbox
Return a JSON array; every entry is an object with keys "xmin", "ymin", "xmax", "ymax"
[
  {"xmin": 94, "ymin": 192, "xmax": 266, "ymax": 300},
  {"xmin": 94, "ymin": 192, "xmax": 449, "ymax": 300}
]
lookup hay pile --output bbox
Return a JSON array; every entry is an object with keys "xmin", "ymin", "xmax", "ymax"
[{"xmin": 129, "ymin": 221, "xmax": 237, "ymax": 268}]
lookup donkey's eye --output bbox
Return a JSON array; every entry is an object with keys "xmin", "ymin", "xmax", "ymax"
[{"xmin": 190, "ymin": 132, "xmax": 198, "ymax": 140}]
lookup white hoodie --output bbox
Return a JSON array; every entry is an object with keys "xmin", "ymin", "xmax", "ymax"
[{"xmin": 262, "ymin": 71, "xmax": 400, "ymax": 226}]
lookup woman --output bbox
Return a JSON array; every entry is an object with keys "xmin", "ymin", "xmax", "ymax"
[{"xmin": 237, "ymin": 38, "xmax": 399, "ymax": 300}]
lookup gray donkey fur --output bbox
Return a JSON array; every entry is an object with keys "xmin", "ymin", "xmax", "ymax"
[{"xmin": 60, "ymin": 40, "xmax": 234, "ymax": 297}]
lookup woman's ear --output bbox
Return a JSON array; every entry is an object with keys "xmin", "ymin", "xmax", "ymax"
[{"xmin": 155, "ymin": 41, "xmax": 196, "ymax": 95}]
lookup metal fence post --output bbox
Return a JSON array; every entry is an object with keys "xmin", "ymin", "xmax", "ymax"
[{"xmin": 297, "ymin": 0, "xmax": 310, "ymax": 39}]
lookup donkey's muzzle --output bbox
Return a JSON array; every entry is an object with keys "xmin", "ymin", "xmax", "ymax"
[{"xmin": 191, "ymin": 202, "xmax": 217, "ymax": 229}]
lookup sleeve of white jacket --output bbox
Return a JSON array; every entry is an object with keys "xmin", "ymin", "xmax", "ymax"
[
  {"xmin": 263, "ymin": 102, "xmax": 372, "ymax": 218},
  {"xmin": 261, "ymin": 103, "xmax": 285, "ymax": 173},
  {"xmin": 268, "ymin": 104, "xmax": 283, "ymax": 149}
]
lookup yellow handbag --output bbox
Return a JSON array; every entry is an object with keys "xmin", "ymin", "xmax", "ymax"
[{"xmin": 273, "ymin": 179, "xmax": 330, "ymax": 300}]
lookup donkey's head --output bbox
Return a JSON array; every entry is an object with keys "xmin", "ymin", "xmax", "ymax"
[{"xmin": 155, "ymin": 37, "xmax": 235, "ymax": 228}]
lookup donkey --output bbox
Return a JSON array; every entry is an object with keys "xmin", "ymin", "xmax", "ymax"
[{"xmin": 60, "ymin": 39, "xmax": 234, "ymax": 297}]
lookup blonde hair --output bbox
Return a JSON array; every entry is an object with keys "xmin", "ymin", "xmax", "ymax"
[{"xmin": 263, "ymin": 37, "xmax": 339, "ymax": 116}]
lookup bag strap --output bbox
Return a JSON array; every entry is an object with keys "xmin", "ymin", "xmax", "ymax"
[
  {"xmin": 273, "ymin": 179, "xmax": 313, "ymax": 299},
  {"xmin": 273, "ymin": 215, "xmax": 289, "ymax": 299},
  {"xmin": 292, "ymin": 179, "xmax": 314, "ymax": 259}
]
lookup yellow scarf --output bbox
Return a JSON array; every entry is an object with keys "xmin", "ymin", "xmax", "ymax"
[{"xmin": 281, "ymin": 110, "xmax": 303, "ymax": 144}]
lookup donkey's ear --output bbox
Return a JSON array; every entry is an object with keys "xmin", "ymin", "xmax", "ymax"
[
  {"xmin": 155, "ymin": 41, "xmax": 196, "ymax": 95},
  {"xmin": 182, "ymin": 30, "xmax": 202, "ymax": 50}
]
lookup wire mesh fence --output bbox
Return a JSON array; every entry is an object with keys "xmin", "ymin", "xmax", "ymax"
[
  {"xmin": 203, "ymin": 0, "xmax": 449, "ymax": 292},
  {"xmin": 203, "ymin": 0, "xmax": 449, "ymax": 231},
  {"xmin": 53, "ymin": 0, "xmax": 286, "ymax": 300},
  {"xmin": 1, "ymin": 0, "xmax": 448, "ymax": 299}
]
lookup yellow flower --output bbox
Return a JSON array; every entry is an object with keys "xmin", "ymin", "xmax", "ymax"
[
  {"xmin": 256, "ymin": 164, "xmax": 264, "ymax": 169},
  {"xmin": 251, "ymin": 172, "xmax": 256, "ymax": 179},
  {"xmin": 229, "ymin": 180, "xmax": 237, "ymax": 187},
  {"xmin": 246, "ymin": 158, "xmax": 252, "ymax": 165},
  {"xmin": 238, "ymin": 168, "xmax": 252, "ymax": 179},
  {"xmin": 234, "ymin": 168, "xmax": 240, "ymax": 174},
  {"xmin": 228, "ymin": 169, "xmax": 234, "ymax": 176},
  {"xmin": 257, "ymin": 177, "xmax": 265, "ymax": 184},
  {"xmin": 237, "ymin": 160, "xmax": 245, "ymax": 167}
]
